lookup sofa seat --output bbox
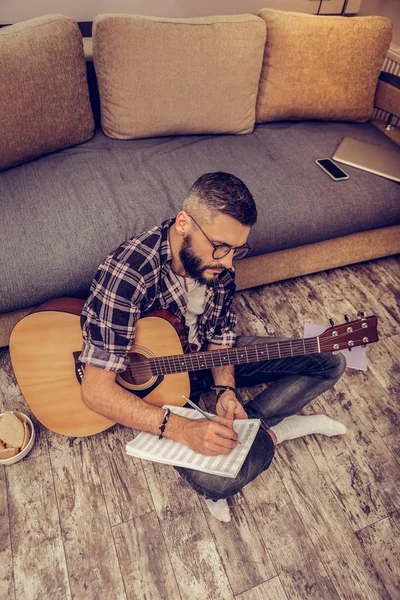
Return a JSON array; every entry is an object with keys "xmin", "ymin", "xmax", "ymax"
[{"xmin": 1, "ymin": 120, "xmax": 399, "ymax": 314}]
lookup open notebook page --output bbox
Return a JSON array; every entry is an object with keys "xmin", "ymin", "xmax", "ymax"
[{"xmin": 126, "ymin": 405, "xmax": 260, "ymax": 479}]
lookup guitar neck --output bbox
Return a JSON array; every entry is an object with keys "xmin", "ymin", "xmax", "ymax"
[{"xmin": 150, "ymin": 337, "xmax": 320, "ymax": 375}]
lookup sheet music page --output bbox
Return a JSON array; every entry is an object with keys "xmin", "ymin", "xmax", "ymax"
[{"xmin": 126, "ymin": 405, "xmax": 261, "ymax": 479}]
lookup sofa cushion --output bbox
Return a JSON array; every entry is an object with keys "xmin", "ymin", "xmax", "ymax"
[
  {"xmin": 93, "ymin": 13, "xmax": 266, "ymax": 139},
  {"xmin": 0, "ymin": 15, "xmax": 94, "ymax": 171},
  {"xmin": 1, "ymin": 121, "xmax": 399, "ymax": 314},
  {"xmin": 255, "ymin": 10, "xmax": 392, "ymax": 123}
]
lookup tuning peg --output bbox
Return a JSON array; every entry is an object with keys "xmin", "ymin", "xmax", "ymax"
[
  {"xmin": 329, "ymin": 318, "xmax": 335, "ymax": 327},
  {"xmin": 357, "ymin": 310, "xmax": 367, "ymax": 319},
  {"xmin": 344, "ymin": 314, "xmax": 350, "ymax": 323}
]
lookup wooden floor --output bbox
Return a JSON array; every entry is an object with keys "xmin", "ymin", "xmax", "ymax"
[{"xmin": 1, "ymin": 255, "xmax": 399, "ymax": 600}]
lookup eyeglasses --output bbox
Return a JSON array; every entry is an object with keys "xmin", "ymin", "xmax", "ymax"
[{"xmin": 188, "ymin": 215, "xmax": 250, "ymax": 260}]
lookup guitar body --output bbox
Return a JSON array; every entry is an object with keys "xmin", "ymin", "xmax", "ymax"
[{"xmin": 10, "ymin": 299, "xmax": 190, "ymax": 437}]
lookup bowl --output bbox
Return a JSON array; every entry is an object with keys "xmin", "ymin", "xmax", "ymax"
[{"xmin": 0, "ymin": 411, "xmax": 36, "ymax": 465}]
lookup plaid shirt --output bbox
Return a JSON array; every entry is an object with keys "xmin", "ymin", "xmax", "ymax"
[{"xmin": 79, "ymin": 219, "xmax": 237, "ymax": 372}]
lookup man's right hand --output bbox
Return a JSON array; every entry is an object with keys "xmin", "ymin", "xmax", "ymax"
[{"xmin": 178, "ymin": 416, "xmax": 239, "ymax": 456}]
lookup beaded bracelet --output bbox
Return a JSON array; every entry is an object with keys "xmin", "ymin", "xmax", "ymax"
[{"xmin": 158, "ymin": 408, "xmax": 171, "ymax": 439}]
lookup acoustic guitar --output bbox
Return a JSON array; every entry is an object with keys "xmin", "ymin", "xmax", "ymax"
[{"xmin": 9, "ymin": 298, "xmax": 379, "ymax": 437}]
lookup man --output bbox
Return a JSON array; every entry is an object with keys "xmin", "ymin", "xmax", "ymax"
[{"xmin": 80, "ymin": 172, "xmax": 346, "ymax": 522}]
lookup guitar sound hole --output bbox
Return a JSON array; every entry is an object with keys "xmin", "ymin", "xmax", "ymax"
[{"xmin": 118, "ymin": 352, "xmax": 153, "ymax": 387}]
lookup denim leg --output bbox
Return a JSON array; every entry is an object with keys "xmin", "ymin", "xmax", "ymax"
[
  {"xmin": 174, "ymin": 335, "xmax": 346, "ymax": 501},
  {"xmin": 174, "ymin": 426, "xmax": 275, "ymax": 501},
  {"xmin": 235, "ymin": 335, "xmax": 347, "ymax": 428}
]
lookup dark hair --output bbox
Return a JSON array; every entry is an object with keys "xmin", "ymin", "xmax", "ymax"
[{"xmin": 184, "ymin": 172, "xmax": 257, "ymax": 227}]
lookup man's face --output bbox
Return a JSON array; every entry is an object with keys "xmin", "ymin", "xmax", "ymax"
[{"xmin": 179, "ymin": 212, "xmax": 251, "ymax": 285}]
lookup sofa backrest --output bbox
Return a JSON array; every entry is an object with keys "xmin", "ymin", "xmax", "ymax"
[
  {"xmin": 92, "ymin": 13, "xmax": 266, "ymax": 139},
  {"xmin": 0, "ymin": 14, "xmax": 94, "ymax": 171},
  {"xmin": 0, "ymin": 11, "xmax": 395, "ymax": 170},
  {"xmin": 255, "ymin": 9, "xmax": 393, "ymax": 123}
]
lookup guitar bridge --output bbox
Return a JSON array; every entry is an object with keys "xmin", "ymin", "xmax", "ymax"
[{"xmin": 73, "ymin": 351, "xmax": 85, "ymax": 384}]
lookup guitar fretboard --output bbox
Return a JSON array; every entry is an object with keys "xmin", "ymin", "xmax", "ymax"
[{"xmin": 149, "ymin": 337, "xmax": 320, "ymax": 375}]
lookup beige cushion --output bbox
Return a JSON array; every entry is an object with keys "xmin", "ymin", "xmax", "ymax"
[
  {"xmin": 93, "ymin": 14, "xmax": 266, "ymax": 139},
  {"xmin": 0, "ymin": 15, "xmax": 94, "ymax": 171},
  {"xmin": 255, "ymin": 10, "xmax": 392, "ymax": 123}
]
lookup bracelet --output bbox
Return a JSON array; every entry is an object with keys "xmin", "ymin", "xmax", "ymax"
[
  {"xmin": 211, "ymin": 385, "xmax": 237, "ymax": 402},
  {"xmin": 158, "ymin": 408, "xmax": 171, "ymax": 439}
]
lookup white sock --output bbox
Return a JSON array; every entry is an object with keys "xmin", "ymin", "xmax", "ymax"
[
  {"xmin": 269, "ymin": 414, "xmax": 347, "ymax": 444},
  {"xmin": 205, "ymin": 498, "xmax": 231, "ymax": 522}
]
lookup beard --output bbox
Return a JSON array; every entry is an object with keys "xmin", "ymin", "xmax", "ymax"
[{"xmin": 179, "ymin": 234, "xmax": 223, "ymax": 286}]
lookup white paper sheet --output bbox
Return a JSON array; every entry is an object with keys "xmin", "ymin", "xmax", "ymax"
[
  {"xmin": 126, "ymin": 405, "xmax": 261, "ymax": 478},
  {"xmin": 304, "ymin": 322, "xmax": 367, "ymax": 371}
]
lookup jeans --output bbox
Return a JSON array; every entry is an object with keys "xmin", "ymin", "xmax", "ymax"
[{"xmin": 175, "ymin": 334, "xmax": 346, "ymax": 501}]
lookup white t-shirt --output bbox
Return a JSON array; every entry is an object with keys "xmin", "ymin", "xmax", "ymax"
[{"xmin": 176, "ymin": 274, "xmax": 207, "ymax": 349}]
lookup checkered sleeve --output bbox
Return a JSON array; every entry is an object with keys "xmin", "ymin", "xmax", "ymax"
[
  {"xmin": 206, "ymin": 273, "xmax": 237, "ymax": 347},
  {"xmin": 79, "ymin": 258, "xmax": 147, "ymax": 372},
  {"xmin": 209, "ymin": 306, "xmax": 237, "ymax": 347}
]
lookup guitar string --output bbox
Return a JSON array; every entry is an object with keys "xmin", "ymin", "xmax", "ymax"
[
  {"xmin": 125, "ymin": 327, "xmax": 370, "ymax": 378},
  {"xmin": 129, "ymin": 330, "xmax": 369, "ymax": 376},
  {"xmin": 129, "ymin": 338, "xmax": 318, "ymax": 376},
  {"xmin": 129, "ymin": 330, "xmax": 366, "ymax": 374}
]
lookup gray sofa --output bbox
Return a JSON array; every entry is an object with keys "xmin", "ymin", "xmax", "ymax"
[{"xmin": 1, "ymin": 12, "xmax": 399, "ymax": 348}]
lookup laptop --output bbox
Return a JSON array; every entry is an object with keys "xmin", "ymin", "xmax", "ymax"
[{"xmin": 333, "ymin": 136, "xmax": 400, "ymax": 183}]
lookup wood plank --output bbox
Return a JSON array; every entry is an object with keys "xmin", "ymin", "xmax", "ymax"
[
  {"xmin": 235, "ymin": 284, "xmax": 305, "ymax": 339},
  {"xmin": 142, "ymin": 460, "xmax": 203, "ymax": 520},
  {"xmin": 47, "ymin": 432, "xmax": 126, "ymax": 599},
  {"xmin": 161, "ymin": 507, "xmax": 234, "ymax": 600},
  {"xmin": 92, "ymin": 424, "xmax": 154, "ymax": 527},
  {"xmin": 324, "ymin": 557, "xmax": 390, "ymax": 600},
  {"xmin": 282, "ymin": 270, "xmax": 362, "ymax": 333},
  {"xmin": 235, "ymin": 576, "xmax": 288, "ymax": 600},
  {"xmin": 384, "ymin": 431, "xmax": 400, "ymax": 463},
  {"xmin": 202, "ymin": 491, "xmax": 277, "ymax": 596},
  {"xmin": 370, "ymin": 256, "xmax": 400, "ymax": 286},
  {"xmin": 282, "ymin": 264, "xmax": 398, "ymax": 346},
  {"xmin": 0, "ymin": 467, "xmax": 14, "ymax": 600},
  {"xmin": 342, "ymin": 261, "xmax": 400, "ymax": 333},
  {"xmin": 112, "ymin": 511, "xmax": 181, "ymax": 599},
  {"xmin": 335, "ymin": 266, "xmax": 399, "ymax": 338},
  {"xmin": 349, "ymin": 257, "xmax": 399, "ymax": 288},
  {"xmin": 340, "ymin": 366, "xmax": 399, "ymax": 437},
  {"xmin": 0, "ymin": 353, "xmax": 47, "ymax": 459},
  {"xmin": 277, "ymin": 438, "xmax": 391, "ymax": 599},
  {"xmin": 6, "ymin": 455, "xmax": 70, "ymax": 599},
  {"xmin": 242, "ymin": 462, "xmax": 340, "ymax": 600},
  {"xmin": 364, "ymin": 335, "xmax": 400, "ymax": 398},
  {"xmin": 356, "ymin": 512, "xmax": 400, "ymax": 600},
  {"xmin": 311, "ymin": 376, "xmax": 400, "ymax": 515},
  {"xmin": 305, "ymin": 383, "xmax": 391, "ymax": 530}
]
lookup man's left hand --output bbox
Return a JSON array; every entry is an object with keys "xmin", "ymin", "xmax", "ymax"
[{"xmin": 216, "ymin": 391, "xmax": 248, "ymax": 421}]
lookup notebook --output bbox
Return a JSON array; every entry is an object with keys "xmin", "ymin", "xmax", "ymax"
[
  {"xmin": 333, "ymin": 136, "xmax": 400, "ymax": 183},
  {"xmin": 126, "ymin": 405, "xmax": 261, "ymax": 478}
]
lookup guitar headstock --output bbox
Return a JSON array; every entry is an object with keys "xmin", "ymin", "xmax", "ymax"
[{"xmin": 318, "ymin": 312, "xmax": 379, "ymax": 353}]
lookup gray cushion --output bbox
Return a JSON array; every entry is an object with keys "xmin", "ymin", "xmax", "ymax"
[{"xmin": 1, "ymin": 121, "xmax": 399, "ymax": 313}]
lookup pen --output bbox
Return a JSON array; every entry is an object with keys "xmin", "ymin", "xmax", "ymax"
[{"xmin": 181, "ymin": 395, "xmax": 241, "ymax": 444}]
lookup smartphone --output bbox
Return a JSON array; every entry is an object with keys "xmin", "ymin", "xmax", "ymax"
[{"xmin": 316, "ymin": 158, "xmax": 349, "ymax": 181}]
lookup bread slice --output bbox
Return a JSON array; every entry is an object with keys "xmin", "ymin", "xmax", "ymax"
[
  {"xmin": 0, "ymin": 412, "xmax": 25, "ymax": 448},
  {"xmin": 13, "ymin": 412, "xmax": 28, "ymax": 424},
  {"xmin": 0, "ymin": 446, "xmax": 19, "ymax": 459},
  {"xmin": 20, "ymin": 422, "xmax": 31, "ymax": 451}
]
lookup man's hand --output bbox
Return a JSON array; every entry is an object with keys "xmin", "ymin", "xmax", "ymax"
[
  {"xmin": 216, "ymin": 391, "xmax": 248, "ymax": 421},
  {"xmin": 178, "ymin": 416, "xmax": 239, "ymax": 456}
]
